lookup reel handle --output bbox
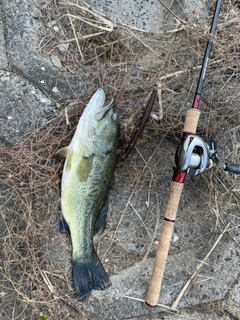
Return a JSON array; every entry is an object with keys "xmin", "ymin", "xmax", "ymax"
[
  {"xmin": 224, "ymin": 163, "xmax": 240, "ymax": 174},
  {"xmin": 145, "ymin": 109, "xmax": 200, "ymax": 307}
]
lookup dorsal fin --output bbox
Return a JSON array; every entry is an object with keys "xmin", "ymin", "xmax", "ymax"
[{"xmin": 76, "ymin": 156, "xmax": 93, "ymax": 181}]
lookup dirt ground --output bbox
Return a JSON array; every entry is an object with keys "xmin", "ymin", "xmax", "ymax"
[{"xmin": 0, "ymin": 0, "xmax": 240, "ymax": 319}]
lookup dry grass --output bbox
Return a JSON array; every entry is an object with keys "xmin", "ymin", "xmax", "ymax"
[{"xmin": 1, "ymin": 0, "xmax": 240, "ymax": 319}]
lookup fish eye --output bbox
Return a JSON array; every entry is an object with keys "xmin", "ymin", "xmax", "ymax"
[{"xmin": 111, "ymin": 113, "xmax": 117, "ymax": 121}]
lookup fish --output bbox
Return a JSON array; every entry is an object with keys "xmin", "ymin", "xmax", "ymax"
[{"xmin": 57, "ymin": 88, "xmax": 118, "ymax": 300}]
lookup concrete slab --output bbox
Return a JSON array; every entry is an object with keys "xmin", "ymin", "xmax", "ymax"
[
  {"xmin": 84, "ymin": 0, "xmax": 208, "ymax": 31},
  {"xmin": 0, "ymin": 71, "xmax": 55, "ymax": 147},
  {"xmin": 0, "ymin": 4, "xmax": 8, "ymax": 69},
  {"xmin": 2, "ymin": 0, "xmax": 208, "ymax": 101},
  {"xmin": 2, "ymin": 0, "xmax": 93, "ymax": 100},
  {"xmin": 87, "ymin": 238, "xmax": 239, "ymax": 319},
  {"xmin": 224, "ymin": 279, "xmax": 240, "ymax": 319}
]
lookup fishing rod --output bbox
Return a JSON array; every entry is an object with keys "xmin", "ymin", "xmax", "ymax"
[{"xmin": 145, "ymin": 0, "xmax": 225, "ymax": 307}]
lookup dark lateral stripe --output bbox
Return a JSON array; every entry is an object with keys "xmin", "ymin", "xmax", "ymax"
[{"xmin": 164, "ymin": 217, "xmax": 175, "ymax": 223}]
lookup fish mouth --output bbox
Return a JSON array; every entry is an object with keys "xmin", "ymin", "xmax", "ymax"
[
  {"xmin": 95, "ymin": 98, "xmax": 114, "ymax": 121},
  {"xmin": 87, "ymin": 88, "xmax": 113, "ymax": 121},
  {"xmin": 82, "ymin": 88, "xmax": 114, "ymax": 123}
]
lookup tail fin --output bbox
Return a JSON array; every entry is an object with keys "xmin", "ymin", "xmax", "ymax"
[{"xmin": 72, "ymin": 251, "xmax": 111, "ymax": 300}]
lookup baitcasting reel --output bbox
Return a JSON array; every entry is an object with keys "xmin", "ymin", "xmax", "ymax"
[{"xmin": 175, "ymin": 135, "xmax": 240, "ymax": 176}]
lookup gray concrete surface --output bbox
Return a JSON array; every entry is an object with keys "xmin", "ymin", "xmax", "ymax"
[
  {"xmin": 2, "ymin": 0, "xmax": 94, "ymax": 101},
  {"xmin": 0, "ymin": 71, "xmax": 55, "ymax": 146},
  {"xmin": 0, "ymin": 6, "xmax": 7, "ymax": 69},
  {"xmin": 85, "ymin": 0, "xmax": 208, "ymax": 30},
  {"xmin": 91, "ymin": 241, "xmax": 239, "ymax": 319},
  {"xmin": 0, "ymin": 0, "xmax": 239, "ymax": 319}
]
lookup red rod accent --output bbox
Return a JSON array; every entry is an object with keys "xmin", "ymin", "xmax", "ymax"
[
  {"xmin": 192, "ymin": 94, "xmax": 201, "ymax": 109},
  {"xmin": 172, "ymin": 168, "xmax": 187, "ymax": 183}
]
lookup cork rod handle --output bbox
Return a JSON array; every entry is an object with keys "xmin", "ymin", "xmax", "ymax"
[
  {"xmin": 145, "ymin": 182, "xmax": 183, "ymax": 306},
  {"xmin": 145, "ymin": 108, "xmax": 200, "ymax": 307},
  {"xmin": 183, "ymin": 109, "xmax": 200, "ymax": 133}
]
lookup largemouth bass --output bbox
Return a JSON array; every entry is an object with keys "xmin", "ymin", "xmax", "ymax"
[{"xmin": 57, "ymin": 88, "xmax": 118, "ymax": 299}]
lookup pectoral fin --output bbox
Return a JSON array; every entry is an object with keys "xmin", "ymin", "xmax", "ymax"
[
  {"xmin": 77, "ymin": 156, "xmax": 93, "ymax": 181},
  {"xmin": 56, "ymin": 146, "xmax": 69, "ymax": 158},
  {"xmin": 66, "ymin": 151, "xmax": 73, "ymax": 171}
]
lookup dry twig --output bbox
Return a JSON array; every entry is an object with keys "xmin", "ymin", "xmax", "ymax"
[{"xmin": 171, "ymin": 223, "xmax": 230, "ymax": 310}]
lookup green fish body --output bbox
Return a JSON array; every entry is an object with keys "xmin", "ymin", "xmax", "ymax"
[{"xmin": 57, "ymin": 88, "xmax": 118, "ymax": 299}]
